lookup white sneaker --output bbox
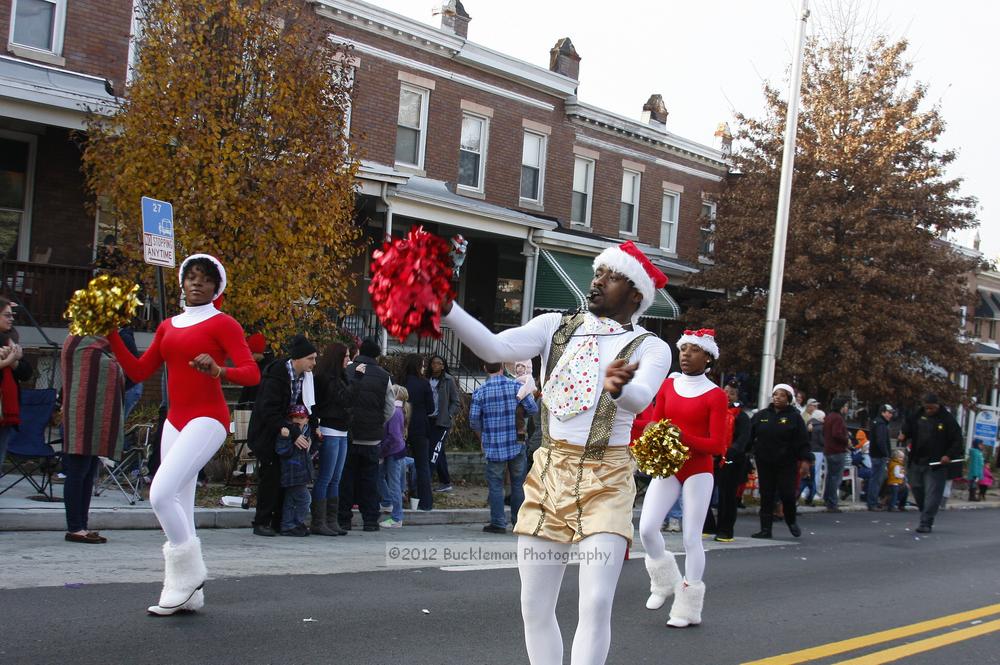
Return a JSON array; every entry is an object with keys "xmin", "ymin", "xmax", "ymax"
[
  {"xmin": 667, "ymin": 518, "xmax": 681, "ymax": 533},
  {"xmin": 380, "ymin": 519, "xmax": 402, "ymax": 528}
]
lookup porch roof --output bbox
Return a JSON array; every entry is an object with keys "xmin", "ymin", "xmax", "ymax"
[
  {"xmin": 389, "ymin": 176, "xmax": 557, "ymax": 238},
  {"xmin": 535, "ymin": 249, "xmax": 680, "ymax": 320},
  {"xmin": 0, "ymin": 55, "xmax": 116, "ymax": 129},
  {"xmin": 533, "ymin": 227, "xmax": 699, "ymax": 279},
  {"xmin": 975, "ymin": 289, "xmax": 1000, "ymax": 320},
  {"xmin": 973, "ymin": 342, "xmax": 1000, "ymax": 359}
]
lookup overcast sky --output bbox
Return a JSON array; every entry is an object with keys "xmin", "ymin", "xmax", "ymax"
[{"xmin": 367, "ymin": 0, "xmax": 998, "ymax": 259}]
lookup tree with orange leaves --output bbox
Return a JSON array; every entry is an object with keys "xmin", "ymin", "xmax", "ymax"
[
  {"xmin": 688, "ymin": 35, "xmax": 989, "ymax": 405},
  {"xmin": 83, "ymin": 0, "xmax": 360, "ymax": 348}
]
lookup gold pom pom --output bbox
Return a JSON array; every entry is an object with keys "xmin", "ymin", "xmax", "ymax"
[
  {"xmin": 64, "ymin": 274, "xmax": 143, "ymax": 337},
  {"xmin": 631, "ymin": 419, "xmax": 689, "ymax": 479}
]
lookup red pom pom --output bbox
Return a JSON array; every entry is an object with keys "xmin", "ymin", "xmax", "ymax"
[{"xmin": 368, "ymin": 227, "xmax": 456, "ymax": 342}]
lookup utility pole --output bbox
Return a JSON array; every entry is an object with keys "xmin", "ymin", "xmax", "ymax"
[{"xmin": 757, "ymin": 0, "xmax": 811, "ymax": 410}]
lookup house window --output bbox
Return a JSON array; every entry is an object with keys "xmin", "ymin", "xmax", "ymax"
[
  {"xmin": 700, "ymin": 201, "xmax": 717, "ymax": 258},
  {"xmin": 520, "ymin": 131, "xmax": 546, "ymax": 203},
  {"xmin": 571, "ymin": 157, "xmax": 594, "ymax": 226},
  {"xmin": 619, "ymin": 170, "xmax": 641, "ymax": 235},
  {"xmin": 660, "ymin": 191, "xmax": 680, "ymax": 252},
  {"xmin": 458, "ymin": 113, "xmax": 487, "ymax": 192},
  {"xmin": 395, "ymin": 84, "xmax": 429, "ymax": 168},
  {"xmin": 9, "ymin": 0, "xmax": 66, "ymax": 54},
  {"xmin": 0, "ymin": 133, "xmax": 35, "ymax": 261}
]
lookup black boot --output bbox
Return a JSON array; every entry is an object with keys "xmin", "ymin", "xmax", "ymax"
[
  {"xmin": 785, "ymin": 505, "xmax": 800, "ymax": 537},
  {"xmin": 327, "ymin": 497, "xmax": 347, "ymax": 536},
  {"xmin": 311, "ymin": 499, "xmax": 338, "ymax": 536},
  {"xmin": 752, "ymin": 514, "xmax": 773, "ymax": 539}
]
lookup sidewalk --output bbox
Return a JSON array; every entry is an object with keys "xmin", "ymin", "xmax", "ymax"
[{"xmin": 2, "ymin": 476, "xmax": 997, "ymax": 531}]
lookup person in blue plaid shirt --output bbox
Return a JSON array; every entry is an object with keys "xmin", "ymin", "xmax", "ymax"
[{"xmin": 470, "ymin": 361, "xmax": 538, "ymax": 533}]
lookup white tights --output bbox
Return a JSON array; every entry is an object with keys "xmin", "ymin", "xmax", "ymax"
[
  {"xmin": 150, "ymin": 417, "xmax": 227, "ymax": 546},
  {"xmin": 638, "ymin": 473, "xmax": 714, "ymax": 583},
  {"xmin": 518, "ymin": 533, "xmax": 627, "ymax": 665}
]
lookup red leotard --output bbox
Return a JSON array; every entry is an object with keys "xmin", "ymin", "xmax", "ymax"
[
  {"xmin": 646, "ymin": 377, "xmax": 728, "ymax": 482},
  {"xmin": 109, "ymin": 313, "xmax": 260, "ymax": 431}
]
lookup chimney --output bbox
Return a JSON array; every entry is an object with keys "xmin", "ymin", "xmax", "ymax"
[
  {"xmin": 640, "ymin": 94, "xmax": 668, "ymax": 129},
  {"xmin": 433, "ymin": 1, "xmax": 470, "ymax": 39},
  {"xmin": 974, "ymin": 231, "xmax": 982, "ymax": 252},
  {"xmin": 714, "ymin": 122, "xmax": 733, "ymax": 156},
  {"xmin": 549, "ymin": 38, "xmax": 580, "ymax": 80}
]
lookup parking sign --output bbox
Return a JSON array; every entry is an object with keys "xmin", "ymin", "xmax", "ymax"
[{"xmin": 141, "ymin": 196, "xmax": 175, "ymax": 268}]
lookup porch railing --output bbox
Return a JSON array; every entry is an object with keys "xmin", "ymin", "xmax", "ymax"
[
  {"xmin": 343, "ymin": 309, "xmax": 483, "ymax": 393},
  {"xmin": 0, "ymin": 260, "xmax": 157, "ymax": 331}
]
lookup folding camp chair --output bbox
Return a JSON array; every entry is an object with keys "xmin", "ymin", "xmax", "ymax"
[
  {"xmin": 225, "ymin": 409, "xmax": 255, "ymax": 486},
  {"xmin": 0, "ymin": 388, "xmax": 61, "ymax": 500},
  {"xmin": 94, "ymin": 422, "xmax": 154, "ymax": 505}
]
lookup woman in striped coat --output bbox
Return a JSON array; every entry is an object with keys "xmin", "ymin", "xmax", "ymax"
[{"xmin": 61, "ymin": 334, "xmax": 126, "ymax": 544}]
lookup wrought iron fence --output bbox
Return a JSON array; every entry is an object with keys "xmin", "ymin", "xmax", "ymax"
[
  {"xmin": 0, "ymin": 260, "xmax": 158, "ymax": 331},
  {"xmin": 345, "ymin": 309, "xmax": 483, "ymax": 392}
]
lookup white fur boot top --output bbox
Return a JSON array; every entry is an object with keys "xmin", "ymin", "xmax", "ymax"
[
  {"xmin": 666, "ymin": 579, "xmax": 705, "ymax": 628},
  {"xmin": 148, "ymin": 537, "xmax": 207, "ymax": 616},
  {"xmin": 644, "ymin": 551, "xmax": 681, "ymax": 610}
]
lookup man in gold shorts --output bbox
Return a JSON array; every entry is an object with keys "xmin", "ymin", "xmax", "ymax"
[{"xmin": 441, "ymin": 241, "xmax": 671, "ymax": 665}]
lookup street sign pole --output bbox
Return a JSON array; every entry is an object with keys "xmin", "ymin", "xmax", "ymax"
[
  {"xmin": 757, "ymin": 0, "xmax": 810, "ymax": 410},
  {"xmin": 141, "ymin": 196, "xmax": 176, "ymax": 404}
]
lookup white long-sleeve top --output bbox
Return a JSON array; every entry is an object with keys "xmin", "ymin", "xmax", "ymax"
[{"xmin": 443, "ymin": 304, "xmax": 671, "ymax": 446}]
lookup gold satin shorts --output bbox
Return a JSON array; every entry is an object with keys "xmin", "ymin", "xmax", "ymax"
[{"xmin": 513, "ymin": 439, "xmax": 636, "ymax": 546}]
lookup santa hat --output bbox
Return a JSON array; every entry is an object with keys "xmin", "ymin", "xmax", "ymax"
[
  {"xmin": 676, "ymin": 328, "xmax": 719, "ymax": 359},
  {"xmin": 772, "ymin": 383, "xmax": 796, "ymax": 400},
  {"xmin": 247, "ymin": 333, "xmax": 266, "ymax": 354},
  {"xmin": 592, "ymin": 241, "xmax": 668, "ymax": 320},
  {"xmin": 179, "ymin": 253, "xmax": 227, "ymax": 304}
]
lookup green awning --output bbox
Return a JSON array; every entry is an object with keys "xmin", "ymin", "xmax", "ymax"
[{"xmin": 535, "ymin": 250, "xmax": 680, "ymax": 320}]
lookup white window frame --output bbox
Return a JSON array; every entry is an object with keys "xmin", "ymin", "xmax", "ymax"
[
  {"xmin": 395, "ymin": 83, "xmax": 430, "ymax": 170},
  {"xmin": 660, "ymin": 190, "xmax": 681, "ymax": 253},
  {"xmin": 570, "ymin": 156, "xmax": 595, "ymax": 227},
  {"xmin": 619, "ymin": 169, "xmax": 641, "ymax": 236},
  {"xmin": 8, "ymin": 0, "xmax": 67, "ymax": 59},
  {"xmin": 457, "ymin": 112, "xmax": 489, "ymax": 194},
  {"xmin": 0, "ymin": 129, "xmax": 38, "ymax": 262},
  {"xmin": 519, "ymin": 130, "xmax": 546, "ymax": 205},
  {"xmin": 700, "ymin": 200, "xmax": 717, "ymax": 260},
  {"xmin": 335, "ymin": 56, "xmax": 359, "ymax": 139}
]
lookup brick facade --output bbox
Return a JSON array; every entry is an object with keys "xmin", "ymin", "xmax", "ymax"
[
  {"xmin": 1, "ymin": 0, "xmax": 132, "ymax": 90},
  {"xmin": 330, "ymin": 11, "xmax": 725, "ymax": 270}
]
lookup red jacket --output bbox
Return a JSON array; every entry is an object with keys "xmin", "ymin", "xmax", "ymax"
[
  {"xmin": 823, "ymin": 411, "xmax": 850, "ymax": 454},
  {"xmin": 0, "ymin": 366, "xmax": 20, "ymax": 427}
]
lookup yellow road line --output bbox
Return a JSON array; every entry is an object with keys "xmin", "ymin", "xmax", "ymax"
[
  {"xmin": 741, "ymin": 603, "xmax": 1000, "ymax": 665},
  {"xmin": 832, "ymin": 618, "xmax": 1000, "ymax": 664}
]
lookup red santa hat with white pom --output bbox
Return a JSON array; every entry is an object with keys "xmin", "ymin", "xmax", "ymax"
[
  {"xmin": 592, "ymin": 241, "xmax": 668, "ymax": 320},
  {"xmin": 178, "ymin": 253, "xmax": 227, "ymax": 306},
  {"xmin": 677, "ymin": 328, "xmax": 720, "ymax": 359}
]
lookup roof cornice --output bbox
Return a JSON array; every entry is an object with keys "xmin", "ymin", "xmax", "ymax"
[
  {"xmin": 314, "ymin": 0, "xmax": 576, "ymax": 98},
  {"xmin": 566, "ymin": 100, "xmax": 728, "ymax": 168}
]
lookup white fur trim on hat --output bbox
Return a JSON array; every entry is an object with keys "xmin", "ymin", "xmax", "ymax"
[
  {"xmin": 772, "ymin": 383, "xmax": 795, "ymax": 400},
  {"xmin": 179, "ymin": 254, "xmax": 227, "ymax": 301},
  {"xmin": 676, "ymin": 329, "xmax": 719, "ymax": 359},
  {"xmin": 593, "ymin": 248, "xmax": 655, "ymax": 320}
]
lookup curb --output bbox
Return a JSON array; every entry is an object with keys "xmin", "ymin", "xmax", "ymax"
[
  {"xmin": 2, "ymin": 501, "xmax": 996, "ymax": 532},
  {"xmin": 0, "ymin": 506, "xmax": 495, "ymax": 531}
]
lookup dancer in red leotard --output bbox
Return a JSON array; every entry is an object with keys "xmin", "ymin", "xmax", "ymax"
[
  {"xmin": 108, "ymin": 254, "xmax": 259, "ymax": 616},
  {"xmin": 637, "ymin": 329, "xmax": 727, "ymax": 628}
]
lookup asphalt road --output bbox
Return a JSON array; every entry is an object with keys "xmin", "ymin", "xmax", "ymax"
[{"xmin": 2, "ymin": 508, "xmax": 998, "ymax": 665}]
